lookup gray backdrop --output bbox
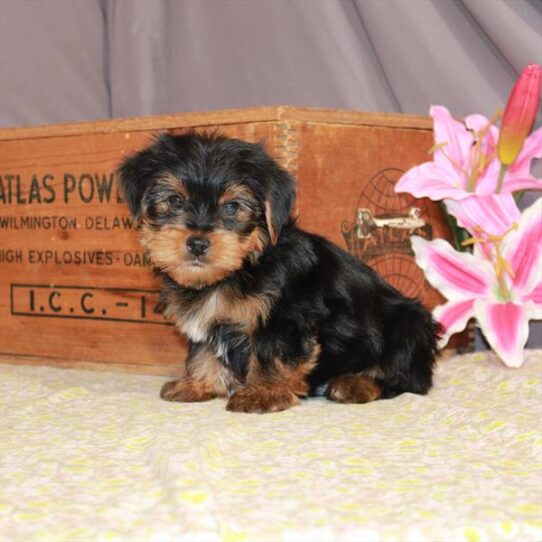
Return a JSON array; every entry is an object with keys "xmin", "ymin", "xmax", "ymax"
[
  {"xmin": 1, "ymin": 0, "xmax": 541, "ymax": 127},
  {"xmin": 0, "ymin": 0, "xmax": 541, "ymax": 347}
]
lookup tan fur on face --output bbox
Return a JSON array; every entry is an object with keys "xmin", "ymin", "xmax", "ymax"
[
  {"xmin": 140, "ymin": 224, "xmax": 266, "ymax": 288},
  {"xmin": 218, "ymin": 183, "xmax": 256, "ymax": 204},
  {"xmin": 205, "ymin": 228, "xmax": 265, "ymax": 280},
  {"xmin": 238, "ymin": 227, "xmax": 267, "ymax": 264},
  {"xmin": 219, "ymin": 183, "xmax": 258, "ymax": 227},
  {"xmin": 159, "ymin": 173, "xmax": 188, "ymax": 196},
  {"xmin": 144, "ymin": 174, "xmax": 187, "ymax": 215},
  {"xmin": 219, "ymin": 184, "xmax": 268, "ymax": 251}
]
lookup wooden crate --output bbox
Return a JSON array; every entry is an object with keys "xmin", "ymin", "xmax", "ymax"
[{"xmin": 0, "ymin": 106, "xmax": 469, "ymax": 375}]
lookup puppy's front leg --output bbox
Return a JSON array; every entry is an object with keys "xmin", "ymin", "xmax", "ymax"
[
  {"xmin": 160, "ymin": 343, "xmax": 231, "ymax": 403},
  {"xmin": 160, "ymin": 378, "xmax": 216, "ymax": 402}
]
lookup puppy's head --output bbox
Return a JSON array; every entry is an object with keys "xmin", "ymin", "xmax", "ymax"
[{"xmin": 117, "ymin": 132, "xmax": 296, "ymax": 288}]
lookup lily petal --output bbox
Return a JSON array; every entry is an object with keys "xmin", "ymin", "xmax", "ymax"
[
  {"xmin": 465, "ymin": 113, "xmax": 494, "ymax": 136},
  {"xmin": 444, "ymin": 194, "xmax": 520, "ymax": 237},
  {"xmin": 500, "ymin": 174, "xmax": 542, "ymax": 193},
  {"xmin": 509, "ymin": 127, "xmax": 542, "ymax": 175},
  {"xmin": 395, "ymin": 162, "xmax": 470, "ymax": 200},
  {"xmin": 411, "ymin": 236, "xmax": 494, "ymax": 301},
  {"xmin": 474, "ymin": 300, "xmax": 530, "ymax": 367},
  {"xmin": 474, "ymin": 159, "xmax": 503, "ymax": 195},
  {"xmin": 521, "ymin": 283, "xmax": 542, "ymax": 320},
  {"xmin": 502, "ymin": 198, "xmax": 542, "ymax": 293},
  {"xmin": 430, "ymin": 106, "xmax": 473, "ymax": 173},
  {"xmin": 433, "ymin": 299, "xmax": 475, "ymax": 348}
]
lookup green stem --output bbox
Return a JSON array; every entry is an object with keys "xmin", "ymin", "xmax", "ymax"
[
  {"xmin": 496, "ymin": 163, "xmax": 508, "ymax": 194},
  {"xmin": 497, "ymin": 273, "xmax": 512, "ymax": 301},
  {"xmin": 466, "ymin": 171, "xmax": 478, "ymax": 193},
  {"xmin": 439, "ymin": 202, "xmax": 470, "ymax": 253}
]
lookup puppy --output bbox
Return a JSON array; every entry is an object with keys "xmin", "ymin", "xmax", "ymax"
[{"xmin": 117, "ymin": 132, "xmax": 440, "ymax": 413}]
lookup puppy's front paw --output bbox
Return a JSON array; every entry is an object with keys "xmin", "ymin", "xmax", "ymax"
[
  {"xmin": 160, "ymin": 379, "xmax": 215, "ymax": 402},
  {"xmin": 226, "ymin": 386, "xmax": 299, "ymax": 413},
  {"xmin": 325, "ymin": 374, "xmax": 381, "ymax": 404}
]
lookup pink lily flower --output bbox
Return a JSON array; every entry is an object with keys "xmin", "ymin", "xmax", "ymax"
[
  {"xmin": 444, "ymin": 193, "xmax": 521, "ymax": 260},
  {"xmin": 395, "ymin": 106, "xmax": 542, "ymax": 200},
  {"xmin": 445, "ymin": 194, "xmax": 521, "ymax": 239},
  {"xmin": 411, "ymin": 198, "xmax": 542, "ymax": 367}
]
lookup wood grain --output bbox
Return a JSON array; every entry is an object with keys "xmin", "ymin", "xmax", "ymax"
[{"xmin": 0, "ymin": 106, "xmax": 432, "ymax": 141}]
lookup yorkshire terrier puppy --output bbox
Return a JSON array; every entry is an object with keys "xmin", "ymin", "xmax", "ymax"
[{"xmin": 118, "ymin": 132, "xmax": 440, "ymax": 413}]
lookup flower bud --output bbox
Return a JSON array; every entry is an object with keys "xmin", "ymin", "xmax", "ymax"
[{"xmin": 497, "ymin": 64, "xmax": 541, "ymax": 166}]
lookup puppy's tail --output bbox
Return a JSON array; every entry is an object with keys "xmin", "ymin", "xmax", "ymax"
[{"xmin": 379, "ymin": 300, "xmax": 441, "ymax": 398}]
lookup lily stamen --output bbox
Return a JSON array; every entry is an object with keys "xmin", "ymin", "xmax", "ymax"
[
  {"xmin": 430, "ymin": 142, "xmax": 468, "ymax": 179},
  {"xmin": 465, "ymin": 113, "xmax": 500, "ymax": 192},
  {"xmin": 461, "ymin": 222, "xmax": 519, "ymax": 301}
]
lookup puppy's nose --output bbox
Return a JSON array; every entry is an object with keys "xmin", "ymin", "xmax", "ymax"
[{"xmin": 186, "ymin": 236, "xmax": 210, "ymax": 257}]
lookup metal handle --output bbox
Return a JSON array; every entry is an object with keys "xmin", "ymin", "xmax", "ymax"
[{"xmin": 356, "ymin": 207, "xmax": 426, "ymax": 239}]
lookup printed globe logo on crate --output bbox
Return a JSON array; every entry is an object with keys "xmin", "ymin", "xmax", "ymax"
[{"xmin": 342, "ymin": 167, "xmax": 438, "ymax": 299}]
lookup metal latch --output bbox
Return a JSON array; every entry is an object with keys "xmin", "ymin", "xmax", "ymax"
[{"xmin": 356, "ymin": 207, "xmax": 426, "ymax": 239}]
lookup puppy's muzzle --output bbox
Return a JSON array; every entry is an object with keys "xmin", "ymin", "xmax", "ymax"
[{"xmin": 186, "ymin": 236, "xmax": 210, "ymax": 257}]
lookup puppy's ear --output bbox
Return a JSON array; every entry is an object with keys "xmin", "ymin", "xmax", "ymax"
[
  {"xmin": 116, "ymin": 134, "xmax": 176, "ymax": 218},
  {"xmin": 265, "ymin": 162, "xmax": 296, "ymax": 244}
]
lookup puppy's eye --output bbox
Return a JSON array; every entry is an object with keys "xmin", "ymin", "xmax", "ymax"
[
  {"xmin": 168, "ymin": 195, "xmax": 185, "ymax": 209},
  {"xmin": 222, "ymin": 201, "xmax": 240, "ymax": 215}
]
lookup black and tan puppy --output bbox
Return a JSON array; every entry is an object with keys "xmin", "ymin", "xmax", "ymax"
[{"xmin": 118, "ymin": 132, "xmax": 440, "ymax": 413}]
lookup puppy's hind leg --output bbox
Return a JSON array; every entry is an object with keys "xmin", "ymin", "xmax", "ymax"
[{"xmin": 325, "ymin": 374, "xmax": 382, "ymax": 404}]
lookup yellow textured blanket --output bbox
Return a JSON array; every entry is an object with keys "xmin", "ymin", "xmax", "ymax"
[{"xmin": 1, "ymin": 350, "xmax": 541, "ymax": 542}]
